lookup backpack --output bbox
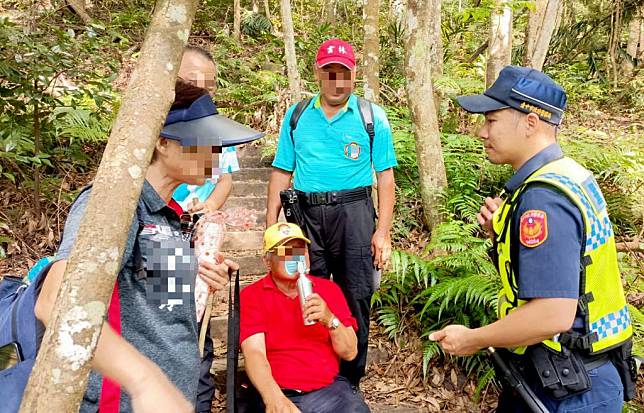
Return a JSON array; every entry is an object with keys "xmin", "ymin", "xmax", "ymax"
[
  {"xmin": 0, "ymin": 185, "xmax": 111, "ymax": 412},
  {"xmin": 0, "ymin": 259, "xmax": 58, "ymax": 412},
  {"xmin": 289, "ymin": 96, "xmax": 375, "ymax": 159}
]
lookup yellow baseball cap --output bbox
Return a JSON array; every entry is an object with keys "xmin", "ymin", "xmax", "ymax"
[{"xmin": 263, "ymin": 223, "xmax": 311, "ymax": 253}]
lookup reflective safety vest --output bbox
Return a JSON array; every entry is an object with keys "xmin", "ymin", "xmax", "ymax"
[{"xmin": 492, "ymin": 157, "xmax": 633, "ymax": 355}]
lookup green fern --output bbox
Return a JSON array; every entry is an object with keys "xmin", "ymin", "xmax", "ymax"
[
  {"xmin": 54, "ymin": 106, "xmax": 112, "ymax": 143},
  {"xmin": 418, "ymin": 274, "xmax": 498, "ymax": 321},
  {"xmin": 421, "ymin": 338, "xmax": 444, "ymax": 378},
  {"xmin": 628, "ymin": 304, "xmax": 644, "ymax": 358}
]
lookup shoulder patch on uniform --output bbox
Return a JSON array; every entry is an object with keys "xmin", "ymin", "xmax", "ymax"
[{"xmin": 519, "ymin": 210, "xmax": 548, "ymax": 248}]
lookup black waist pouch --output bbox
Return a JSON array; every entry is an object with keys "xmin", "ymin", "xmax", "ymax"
[
  {"xmin": 527, "ymin": 344, "xmax": 591, "ymax": 400},
  {"xmin": 609, "ymin": 339, "xmax": 637, "ymax": 401},
  {"xmin": 279, "ymin": 188, "xmax": 304, "ymax": 227}
]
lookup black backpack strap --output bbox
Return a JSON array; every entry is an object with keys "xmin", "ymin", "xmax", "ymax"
[
  {"xmin": 357, "ymin": 97, "xmax": 375, "ymax": 160},
  {"xmin": 289, "ymin": 96, "xmax": 375, "ymax": 164},
  {"xmin": 226, "ymin": 268, "xmax": 241, "ymax": 413},
  {"xmin": 289, "ymin": 97, "xmax": 313, "ymax": 145}
]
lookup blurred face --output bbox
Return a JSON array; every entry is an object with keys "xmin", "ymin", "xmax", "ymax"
[
  {"xmin": 265, "ymin": 239, "xmax": 309, "ymax": 282},
  {"xmin": 478, "ymin": 109, "xmax": 526, "ymax": 166},
  {"xmin": 179, "ymin": 52, "xmax": 217, "ymax": 95},
  {"xmin": 156, "ymin": 139, "xmax": 221, "ymax": 185},
  {"xmin": 314, "ymin": 63, "xmax": 355, "ymax": 106}
]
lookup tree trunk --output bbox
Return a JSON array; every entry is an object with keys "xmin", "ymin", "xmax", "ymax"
[
  {"xmin": 324, "ymin": 0, "xmax": 336, "ymax": 24},
  {"xmin": 524, "ymin": 0, "xmax": 560, "ymax": 70},
  {"xmin": 280, "ymin": 0, "xmax": 302, "ymax": 102},
  {"xmin": 264, "ymin": 0, "xmax": 272, "ymax": 20},
  {"xmin": 234, "ymin": 0, "xmax": 241, "ymax": 40},
  {"xmin": 524, "ymin": 0, "xmax": 545, "ymax": 66},
  {"xmin": 623, "ymin": 6, "xmax": 643, "ymax": 75},
  {"xmin": 610, "ymin": 1, "xmax": 624, "ymax": 88},
  {"xmin": 429, "ymin": 0, "xmax": 443, "ymax": 78},
  {"xmin": 429, "ymin": 0, "xmax": 443, "ymax": 114},
  {"xmin": 67, "ymin": 0, "xmax": 92, "ymax": 24},
  {"xmin": 363, "ymin": 0, "xmax": 381, "ymax": 102},
  {"xmin": 19, "ymin": 1, "xmax": 198, "ymax": 411},
  {"xmin": 486, "ymin": 0, "xmax": 512, "ymax": 87},
  {"xmin": 405, "ymin": 0, "xmax": 448, "ymax": 231}
]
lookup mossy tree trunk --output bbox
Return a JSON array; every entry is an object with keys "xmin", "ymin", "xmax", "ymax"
[
  {"xmin": 363, "ymin": 0, "xmax": 381, "ymax": 102},
  {"xmin": 280, "ymin": 0, "xmax": 302, "ymax": 102},
  {"xmin": 405, "ymin": 0, "xmax": 448, "ymax": 231},
  {"xmin": 486, "ymin": 0, "xmax": 512, "ymax": 87}
]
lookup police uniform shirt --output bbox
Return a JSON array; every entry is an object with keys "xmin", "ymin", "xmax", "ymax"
[
  {"xmin": 506, "ymin": 144, "xmax": 585, "ymax": 305},
  {"xmin": 55, "ymin": 181, "xmax": 200, "ymax": 412},
  {"xmin": 273, "ymin": 94, "xmax": 398, "ymax": 193}
]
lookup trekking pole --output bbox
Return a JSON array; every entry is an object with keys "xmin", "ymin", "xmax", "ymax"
[{"xmin": 488, "ymin": 347, "xmax": 550, "ymax": 413}]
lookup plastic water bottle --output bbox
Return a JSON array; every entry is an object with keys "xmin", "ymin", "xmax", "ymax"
[{"xmin": 296, "ymin": 259, "xmax": 314, "ymax": 325}]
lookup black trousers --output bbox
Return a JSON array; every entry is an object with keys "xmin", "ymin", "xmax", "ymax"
[
  {"xmin": 196, "ymin": 320, "xmax": 215, "ymax": 413},
  {"xmin": 300, "ymin": 196, "xmax": 376, "ymax": 387}
]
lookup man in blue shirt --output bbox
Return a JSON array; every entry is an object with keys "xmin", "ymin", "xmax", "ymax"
[
  {"xmin": 430, "ymin": 66, "xmax": 633, "ymax": 412},
  {"xmin": 266, "ymin": 39, "xmax": 397, "ymax": 389}
]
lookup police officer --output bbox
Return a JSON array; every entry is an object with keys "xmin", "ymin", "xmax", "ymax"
[
  {"xmin": 266, "ymin": 39, "xmax": 398, "ymax": 389},
  {"xmin": 430, "ymin": 66, "xmax": 634, "ymax": 412},
  {"xmin": 33, "ymin": 80, "xmax": 260, "ymax": 413}
]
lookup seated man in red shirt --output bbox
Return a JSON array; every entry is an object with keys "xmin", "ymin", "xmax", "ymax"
[{"xmin": 240, "ymin": 223, "xmax": 371, "ymax": 413}]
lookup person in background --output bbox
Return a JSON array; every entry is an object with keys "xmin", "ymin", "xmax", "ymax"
[
  {"xmin": 172, "ymin": 45, "xmax": 264, "ymax": 413},
  {"xmin": 266, "ymin": 39, "xmax": 397, "ymax": 390},
  {"xmin": 172, "ymin": 45, "xmax": 245, "ymax": 215}
]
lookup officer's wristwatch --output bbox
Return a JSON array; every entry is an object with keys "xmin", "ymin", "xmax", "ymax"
[{"xmin": 328, "ymin": 316, "xmax": 340, "ymax": 330}]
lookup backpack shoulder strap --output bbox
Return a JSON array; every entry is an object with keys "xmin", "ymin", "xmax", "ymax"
[
  {"xmin": 289, "ymin": 97, "xmax": 313, "ymax": 144},
  {"xmin": 356, "ymin": 97, "xmax": 375, "ymax": 160}
]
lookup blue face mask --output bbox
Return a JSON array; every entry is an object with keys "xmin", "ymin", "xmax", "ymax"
[{"xmin": 284, "ymin": 255, "xmax": 306, "ymax": 275}]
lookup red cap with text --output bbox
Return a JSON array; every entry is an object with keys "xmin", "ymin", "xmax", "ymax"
[{"xmin": 316, "ymin": 39, "xmax": 356, "ymax": 69}]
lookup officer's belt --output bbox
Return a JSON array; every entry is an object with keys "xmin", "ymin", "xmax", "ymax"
[
  {"xmin": 296, "ymin": 186, "xmax": 371, "ymax": 206},
  {"xmin": 579, "ymin": 352, "xmax": 611, "ymax": 371}
]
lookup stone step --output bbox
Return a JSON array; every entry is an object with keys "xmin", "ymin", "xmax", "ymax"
[
  {"xmin": 238, "ymin": 155, "xmax": 273, "ymax": 169},
  {"xmin": 231, "ymin": 253, "xmax": 265, "ymax": 276},
  {"xmin": 234, "ymin": 167, "xmax": 272, "ymax": 182},
  {"xmin": 222, "ymin": 230, "xmax": 263, "ymax": 252},
  {"xmin": 236, "ymin": 143, "xmax": 265, "ymax": 158},
  {"xmin": 225, "ymin": 196, "xmax": 266, "ymax": 211},
  {"xmin": 230, "ymin": 181, "xmax": 267, "ymax": 197}
]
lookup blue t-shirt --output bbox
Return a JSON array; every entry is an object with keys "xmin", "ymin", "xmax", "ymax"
[{"xmin": 272, "ymin": 94, "xmax": 398, "ymax": 193}]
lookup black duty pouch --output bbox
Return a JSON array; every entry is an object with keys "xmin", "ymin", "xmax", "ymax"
[
  {"xmin": 279, "ymin": 188, "xmax": 304, "ymax": 227},
  {"xmin": 527, "ymin": 344, "xmax": 591, "ymax": 400},
  {"xmin": 609, "ymin": 338, "xmax": 637, "ymax": 401}
]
